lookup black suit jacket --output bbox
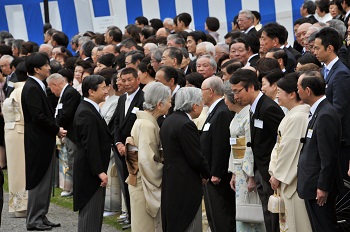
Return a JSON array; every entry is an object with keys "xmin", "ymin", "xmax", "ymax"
[
  {"xmin": 114, "ymin": 89, "xmax": 144, "ymax": 146},
  {"xmin": 297, "ymin": 99, "xmax": 343, "ymax": 199},
  {"xmin": 4, "ymin": 72, "xmax": 18, "ymax": 98},
  {"xmin": 73, "ymin": 100, "xmax": 112, "ymax": 211},
  {"xmin": 307, "ymin": 15, "xmax": 318, "ymax": 24},
  {"xmin": 287, "ymin": 46, "xmax": 302, "ymax": 61},
  {"xmin": 250, "ymin": 94, "xmax": 284, "ymax": 184},
  {"xmin": 160, "ymin": 111, "xmax": 210, "ymax": 232},
  {"xmin": 55, "ymin": 85, "xmax": 81, "ymax": 143},
  {"xmin": 200, "ymin": 99, "xmax": 234, "ymax": 178},
  {"xmin": 283, "ymin": 47, "xmax": 297, "ymax": 73},
  {"xmin": 21, "ymin": 77, "xmax": 60, "ymax": 190},
  {"xmin": 322, "ymin": 59, "xmax": 350, "ymax": 146},
  {"xmin": 247, "ymin": 54, "xmax": 259, "ymax": 67},
  {"xmin": 246, "ymin": 27, "xmax": 258, "ymax": 37}
]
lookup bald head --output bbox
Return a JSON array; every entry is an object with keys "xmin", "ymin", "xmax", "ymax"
[{"xmin": 297, "ymin": 23, "xmax": 312, "ymax": 47}]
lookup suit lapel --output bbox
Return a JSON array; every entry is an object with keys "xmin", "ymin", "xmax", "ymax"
[
  {"xmin": 250, "ymin": 94, "xmax": 265, "ymax": 142},
  {"xmin": 325, "ymin": 60, "xmax": 339, "ymax": 83},
  {"xmin": 120, "ymin": 89, "xmax": 142, "ymax": 128},
  {"xmin": 83, "ymin": 101, "xmax": 111, "ymax": 137},
  {"xmin": 202, "ymin": 99, "xmax": 223, "ymax": 129}
]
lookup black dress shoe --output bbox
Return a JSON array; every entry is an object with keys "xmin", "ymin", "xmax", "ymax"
[
  {"xmin": 43, "ymin": 221, "xmax": 61, "ymax": 227},
  {"xmin": 27, "ymin": 224, "xmax": 52, "ymax": 231}
]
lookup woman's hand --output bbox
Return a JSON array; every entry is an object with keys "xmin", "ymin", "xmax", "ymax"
[
  {"xmin": 247, "ymin": 177, "xmax": 256, "ymax": 192},
  {"xmin": 269, "ymin": 176, "xmax": 280, "ymax": 191},
  {"xmin": 230, "ymin": 173, "xmax": 236, "ymax": 191}
]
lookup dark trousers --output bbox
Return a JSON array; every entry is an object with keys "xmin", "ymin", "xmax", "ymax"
[
  {"xmin": 255, "ymin": 170, "xmax": 279, "ymax": 232},
  {"xmin": 305, "ymin": 195, "xmax": 339, "ymax": 232},
  {"xmin": 203, "ymin": 172, "xmax": 236, "ymax": 232},
  {"xmin": 0, "ymin": 167, "xmax": 3, "ymax": 227},
  {"xmin": 26, "ymin": 156, "xmax": 54, "ymax": 228}
]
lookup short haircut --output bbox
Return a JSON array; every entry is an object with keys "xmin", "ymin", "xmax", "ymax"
[
  {"xmin": 49, "ymin": 60, "xmax": 62, "ymax": 74},
  {"xmin": 140, "ymin": 26, "xmax": 156, "ymax": 39},
  {"xmin": 303, "ymin": 1, "xmax": 316, "ymax": 14},
  {"xmin": 0, "ymin": 44, "xmax": 12, "ymax": 56},
  {"xmin": 58, "ymin": 68, "xmax": 74, "ymax": 83},
  {"xmin": 82, "ymin": 40, "xmax": 96, "ymax": 57},
  {"xmin": 327, "ymin": 19, "xmax": 347, "ymax": 40},
  {"xmin": 125, "ymin": 50, "xmax": 145, "ymax": 64},
  {"xmin": 262, "ymin": 69, "xmax": 284, "ymax": 86},
  {"xmin": 75, "ymin": 59, "xmax": 92, "ymax": 69},
  {"xmin": 205, "ymin": 76, "xmax": 224, "ymax": 96},
  {"xmin": 297, "ymin": 52, "xmax": 321, "ymax": 67},
  {"xmin": 164, "ymin": 47, "xmax": 183, "ymax": 65},
  {"xmin": 120, "ymin": 67, "xmax": 138, "ymax": 78},
  {"xmin": 46, "ymin": 73, "xmax": 65, "ymax": 84},
  {"xmin": 119, "ymin": 38, "xmax": 137, "ymax": 49},
  {"xmin": 143, "ymin": 82, "xmax": 171, "ymax": 111},
  {"xmin": 277, "ymin": 72, "xmax": 301, "ymax": 101},
  {"xmin": 98, "ymin": 53, "xmax": 116, "ymax": 67},
  {"xmin": 315, "ymin": 0, "xmax": 329, "ymax": 13},
  {"xmin": 300, "ymin": 71, "xmax": 325, "ymax": 96},
  {"xmin": 293, "ymin": 17, "xmax": 313, "ymax": 26},
  {"xmin": 25, "ymin": 52, "xmax": 50, "ymax": 76},
  {"xmin": 223, "ymin": 80, "xmax": 235, "ymax": 104},
  {"xmin": 158, "ymin": 66, "xmax": 178, "ymax": 84},
  {"xmin": 152, "ymin": 48, "xmax": 164, "ymax": 62},
  {"xmin": 261, "ymin": 22, "xmax": 287, "ymax": 45},
  {"xmin": 315, "ymin": 27, "xmax": 342, "ymax": 53},
  {"xmin": 177, "ymin": 13, "xmax": 192, "ymax": 27},
  {"xmin": 226, "ymin": 62, "xmax": 244, "ymax": 75},
  {"xmin": 97, "ymin": 68, "xmax": 118, "ymax": 85},
  {"xmin": 197, "ymin": 42, "xmax": 215, "ymax": 56},
  {"xmin": 167, "ymin": 34, "xmax": 186, "ymax": 47},
  {"xmin": 239, "ymin": 9, "xmax": 255, "ymax": 21},
  {"xmin": 174, "ymin": 87, "xmax": 202, "ymax": 113},
  {"xmin": 267, "ymin": 48, "xmax": 288, "ymax": 67},
  {"xmin": 255, "ymin": 57, "xmax": 280, "ymax": 75},
  {"xmin": 135, "ymin": 16, "xmax": 149, "ymax": 26},
  {"xmin": 251, "ymin": 11, "xmax": 261, "ymax": 22},
  {"xmin": 70, "ymin": 34, "xmax": 81, "ymax": 47},
  {"xmin": 206, "ymin": 17, "xmax": 220, "ymax": 31},
  {"xmin": 150, "ymin": 18, "xmax": 163, "ymax": 31},
  {"xmin": 107, "ymin": 27, "xmax": 122, "ymax": 43},
  {"xmin": 197, "ymin": 54, "xmax": 217, "ymax": 70},
  {"xmin": 185, "ymin": 72, "xmax": 205, "ymax": 88},
  {"xmin": 188, "ymin": 31, "xmax": 207, "ymax": 44},
  {"xmin": 14, "ymin": 61, "xmax": 28, "ymax": 82},
  {"xmin": 230, "ymin": 68, "xmax": 260, "ymax": 91},
  {"xmin": 52, "ymin": 31, "xmax": 69, "ymax": 47},
  {"xmin": 82, "ymin": 74, "xmax": 105, "ymax": 97}
]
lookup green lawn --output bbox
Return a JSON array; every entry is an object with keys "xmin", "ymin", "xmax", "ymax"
[{"xmin": 3, "ymin": 170, "xmax": 130, "ymax": 232}]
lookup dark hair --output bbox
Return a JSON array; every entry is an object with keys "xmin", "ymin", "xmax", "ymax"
[
  {"xmin": 300, "ymin": 71, "xmax": 325, "ymax": 96},
  {"xmin": 82, "ymin": 74, "xmax": 105, "ymax": 97},
  {"xmin": 205, "ymin": 34, "xmax": 217, "ymax": 45},
  {"xmin": 107, "ymin": 27, "xmax": 123, "ymax": 43},
  {"xmin": 164, "ymin": 47, "xmax": 183, "ymax": 65},
  {"xmin": 97, "ymin": 68, "xmax": 118, "ymax": 85},
  {"xmin": 188, "ymin": 31, "xmax": 207, "ymax": 44},
  {"xmin": 58, "ymin": 68, "xmax": 74, "ymax": 84},
  {"xmin": 82, "ymin": 40, "xmax": 96, "ymax": 58},
  {"xmin": 83, "ymin": 31, "xmax": 96, "ymax": 37},
  {"xmin": 114, "ymin": 53, "xmax": 126, "ymax": 70},
  {"xmin": 277, "ymin": 72, "xmax": 301, "ymax": 101},
  {"xmin": 293, "ymin": 17, "xmax": 313, "ymax": 26},
  {"xmin": 11, "ymin": 57, "xmax": 25, "ymax": 69},
  {"xmin": 206, "ymin": 17, "xmax": 220, "ymax": 31},
  {"xmin": 25, "ymin": 52, "xmax": 50, "ymax": 75},
  {"xmin": 315, "ymin": 27, "xmax": 342, "ymax": 53},
  {"xmin": 185, "ymin": 72, "xmax": 205, "ymax": 88},
  {"xmin": 138, "ymin": 59, "xmax": 156, "ymax": 78},
  {"xmin": 64, "ymin": 57, "xmax": 79, "ymax": 72},
  {"xmin": 14, "ymin": 61, "xmax": 28, "ymax": 82},
  {"xmin": 303, "ymin": 1, "xmax": 317, "ymax": 14},
  {"xmin": 140, "ymin": 26, "xmax": 156, "ymax": 39},
  {"xmin": 121, "ymin": 67, "xmax": 138, "ymax": 78},
  {"xmin": 91, "ymin": 33, "xmax": 106, "ymax": 45},
  {"xmin": 267, "ymin": 48, "xmax": 288, "ymax": 68},
  {"xmin": 177, "ymin": 31, "xmax": 189, "ymax": 42},
  {"xmin": 0, "ymin": 44, "xmax": 12, "ymax": 56},
  {"xmin": 125, "ymin": 24, "xmax": 141, "ymax": 43},
  {"xmin": 50, "ymin": 60, "xmax": 62, "ymax": 74},
  {"xmin": 135, "ymin": 16, "xmax": 149, "ymax": 26},
  {"xmin": 111, "ymin": 73, "xmax": 119, "ymax": 91},
  {"xmin": 251, "ymin": 11, "xmax": 261, "ymax": 22},
  {"xmin": 315, "ymin": 0, "xmax": 330, "ymax": 13},
  {"xmin": 226, "ymin": 62, "xmax": 244, "ymax": 75},
  {"xmin": 0, "ymin": 31, "xmax": 13, "ymax": 44},
  {"xmin": 255, "ymin": 57, "xmax": 280, "ymax": 77},
  {"xmin": 21, "ymin": 41, "xmax": 38, "ymax": 56},
  {"xmin": 224, "ymin": 30, "xmax": 243, "ymax": 41},
  {"xmin": 150, "ymin": 18, "xmax": 163, "ymax": 31},
  {"xmin": 119, "ymin": 38, "xmax": 137, "ymax": 50},
  {"xmin": 158, "ymin": 66, "xmax": 179, "ymax": 84},
  {"xmin": 75, "ymin": 59, "xmax": 92, "ymax": 70},
  {"xmin": 230, "ymin": 68, "xmax": 260, "ymax": 91},
  {"xmin": 262, "ymin": 69, "xmax": 284, "ymax": 85},
  {"xmin": 52, "ymin": 31, "xmax": 69, "ymax": 47},
  {"xmin": 330, "ymin": 0, "xmax": 346, "ymax": 14},
  {"xmin": 98, "ymin": 53, "xmax": 115, "ymax": 67},
  {"xmin": 177, "ymin": 13, "xmax": 192, "ymax": 27},
  {"xmin": 297, "ymin": 52, "xmax": 322, "ymax": 67},
  {"xmin": 126, "ymin": 50, "xmax": 145, "ymax": 64},
  {"xmin": 261, "ymin": 23, "xmax": 287, "ymax": 45}
]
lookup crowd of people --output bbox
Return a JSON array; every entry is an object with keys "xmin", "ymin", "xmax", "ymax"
[{"xmin": 0, "ymin": 0, "xmax": 349, "ymax": 231}]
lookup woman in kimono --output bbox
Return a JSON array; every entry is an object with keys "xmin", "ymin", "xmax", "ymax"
[
  {"xmin": 268, "ymin": 73, "xmax": 312, "ymax": 232},
  {"xmin": 127, "ymin": 82, "xmax": 171, "ymax": 232},
  {"xmin": 223, "ymin": 82, "xmax": 265, "ymax": 232}
]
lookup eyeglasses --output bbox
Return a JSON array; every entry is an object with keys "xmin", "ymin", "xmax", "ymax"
[
  {"xmin": 201, "ymin": 87, "xmax": 212, "ymax": 92},
  {"xmin": 0, "ymin": 64, "xmax": 9, "ymax": 69},
  {"xmin": 232, "ymin": 87, "xmax": 245, "ymax": 95}
]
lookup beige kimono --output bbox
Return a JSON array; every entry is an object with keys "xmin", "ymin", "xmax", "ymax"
[
  {"xmin": 269, "ymin": 104, "xmax": 312, "ymax": 232},
  {"xmin": 128, "ymin": 111, "xmax": 163, "ymax": 232}
]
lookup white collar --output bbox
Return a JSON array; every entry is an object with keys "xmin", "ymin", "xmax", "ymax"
[
  {"xmin": 59, "ymin": 83, "xmax": 69, "ymax": 99},
  {"xmin": 126, "ymin": 87, "xmax": 140, "ymax": 101},
  {"xmin": 29, "ymin": 76, "xmax": 46, "ymax": 93},
  {"xmin": 185, "ymin": 112, "xmax": 192, "ymax": 120},
  {"xmin": 325, "ymin": 56, "xmax": 339, "ymax": 71},
  {"xmin": 83, "ymin": 97, "xmax": 100, "ymax": 113},
  {"xmin": 172, "ymin": 85, "xmax": 180, "ymax": 96},
  {"xmin": 244, "ymin": 26, "xmax": 255, "ymax": 34},
  {"xmin": 250, "ymin": 92, "xmax": 263, "ymax": 114},
  {"xmin": 208, "ymin": 98, "xmax": 222, "ymax": 114},
  {"xmin": 310, "ymin": 96, "xmax": 326, "ymax": 116}
]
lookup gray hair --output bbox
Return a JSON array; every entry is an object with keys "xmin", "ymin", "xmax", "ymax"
[
  {"xmin": 163, "ymin": 18, "xmax": 174, "ymax": 26},
  {"xmin": 197, "ymin": 54, "xmax": 217, "ymax": 70},
  {"xmin": 308, "ymin": 31, "xmax": 318, "ymax": 43},
  {"xmin": 174, "ymin": 87, "xmax": 202, "ymax": 113},
  {"xmin": 327, "ymin": 19, "xmax": 347, "ymax": 40},
  {"xmin": 223, "ymin": 81, "xmax": 235, "ymax": 104},
  {"xmin": 167, "ymin": 34, "xmax": 186, "ymax": 47},
  {"xmin": 71, "ymin": 34, "xmax": 81, "ymax": 46},
  {"xmin": 144, "ymin": 43, "xmax": 158, "ymax": 53},
  {"xmin": 46, "ymin": 73, "xmax": 65, "ymax": 84},
  {"xmin": 78, "ymin": 36, "xmax": 91, "ymax": 47},
  {"xmin": 239, "ymin": 9, "xmax": 254, "ymax": 21},
  {"xmin": 0, "ymin": 54, "xmax": 13, "ymax": 63},
  {"xmin": 197, "ymin": 42, "xmax": 215, "ymax": 56},
  {"xmin": 205, "ymin": 76, "xmax": 224, "ymax": 96},
  {"xmin": 215, "ymin": 43, "xmax": 229, "ymax": 54},
  {"xmin": 152, "ymin": 48, "xmax": 165, "ymax": 62},
  {"xmin": 143, "ymin": 82, "xmax": 171, "ymax": 111}
]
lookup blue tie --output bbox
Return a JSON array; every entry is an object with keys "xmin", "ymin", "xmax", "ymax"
[{"xmin": 323, "ymin": 67, "xmax": 329, "ymax": 80}]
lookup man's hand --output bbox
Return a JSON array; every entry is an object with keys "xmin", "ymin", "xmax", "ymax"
[
  {"xmin": 98, "ymin": 172, "xmax": 108, "ymax": 187},
  {"xmin": 230, "ymin": 174, "xmax": 236, "ymax": 191},
  {"xmin": 116, "ymin": 143, "xmax": 126, "ymax": 156},
  {"xmin": 211, "ymin": 176, "xmax": 221, "ymax": 185},
  {"xmin": 348, "ymin": 161, "xmax": 350, "ymax": 177},
  {"xmin": 316, "ymin": 189, "xmax": 328, "ymax": 206},
  {"xmin": 57, "ymin": 127, "xmax": 67, "ymax": 138},
  {"xmin": 202, "ymin": 178, "xmax": 208, "ymax": 185},
  {"xmin": 269, "ymin": 176, "xmax": 280, "ymax": 191},
  {"xmin": 247, "ymin": 177, "xmax": 257, "ymax": 192}
]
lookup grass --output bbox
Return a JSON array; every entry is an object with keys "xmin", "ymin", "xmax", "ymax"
[{"xmin": 2, "ymin": 169, "xmax": 130, "ymax": 232}]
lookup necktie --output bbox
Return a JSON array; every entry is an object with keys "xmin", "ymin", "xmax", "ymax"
[
  {"xmin": 249, "ymin": 109, "xmax": 254, "ymax": 123},
  {"xmin": 323, "ymin": 67, "xmax": 329, "ymax": 80},
  {"xmin": 125, "ymin": 96, "xmax": 131, "ymax": 116},
  {"xmin": 308, "ymin": 111, "xmax": 313, "ymax": 121}
]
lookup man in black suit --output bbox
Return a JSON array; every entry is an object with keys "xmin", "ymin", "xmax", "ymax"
[
  {"xmin": 260, "ymin": 23, "xmax": 297, "ymax": 73},
  {"xmin": 0, "ymin": 55, "xmax": 18, "ymax": 97},
  {"xmin": 114, "ymin": 67, "xmax": 144, "ymax": 229},
  {"xmin": 297, "ymin": 71, "xmax": 343, "ymax": 232},
  {"xmin": 47, "ymin": 73, "xmax": 81, "ymax": 197},
  {"xmin": 300, "ymin": 1, "xmax": 319, "ymax": 24},
  {"xmin": 22, "ymin": 52, "xmax": 67, "ymax": 231},
  {"xmin": 200, "ymin": 76, "xmax": 235, "ymax": 232},
  {"xmin": 160, "ymin": 87, "xmax": 210, "ymax": 232},
  {"xmin": 315, "ymin": 27, "xmax": 350, "ymax": 183},
  {"xmin": 73, "ymin": 75, "xmax": 112, "ymax": 232},
  {"xmin": 342, "ymin": 0, "xmax": 350, "ymax": 26},
  {"xmin": 230, "ymin": 69, "xmax": 284, "ymax": 232},
  {"xmin": 238, "ymin": 10, "xmax": 258, "ymax": 36}
]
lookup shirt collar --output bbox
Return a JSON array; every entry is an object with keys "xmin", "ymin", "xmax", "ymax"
[
  {"xmin": 208, "ymin": 98, "xmax": 223, "ymax": 114},
  {"xmin": 244, "ymin": 26, "xmax": 255, "ymax": 34},
  {"xmin": 59, "ymin": 83, "xmax": 69, "ymax": 99},
  {"xmin": 185, "ymin": 112, "xmax": 192, "ymax": 120},
  {"xmin": 172, "ymin": 85, "xmax": 180, "ymax": 96},
  {"xmin": 83, "ymin": 97, "xmax": 100, "ymax": 113},
  {"xmin": 250, "ymin": 91, "xmax": 263, "ymax": 114},
  {"xmin": 325, "ymin": 56, "xmax": 339, "ymax": 71},
  {"xmin": 29, "ymin": 76, "xmax": 46, "ymax": 93},
  {"xmin": 310, "ymin": 96, "xmax": 326, "ymax": 116}
]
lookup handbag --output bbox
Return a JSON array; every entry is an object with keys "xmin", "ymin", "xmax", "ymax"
[
  {"xmin": 268, "ymin": 189, "xmax": 285, "ymax": 213},
  {"xmin": 236, "ymin": 191, "xmax": 264, "ymax": 223}
]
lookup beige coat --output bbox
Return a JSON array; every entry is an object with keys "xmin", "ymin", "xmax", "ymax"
[
  {"xmin": 269, "ymin": 104, "xmax": 312, "ymax": 232},
  {"xmin": 128, "ymin": 111, "xmax": 163, "ymax": 232}
]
